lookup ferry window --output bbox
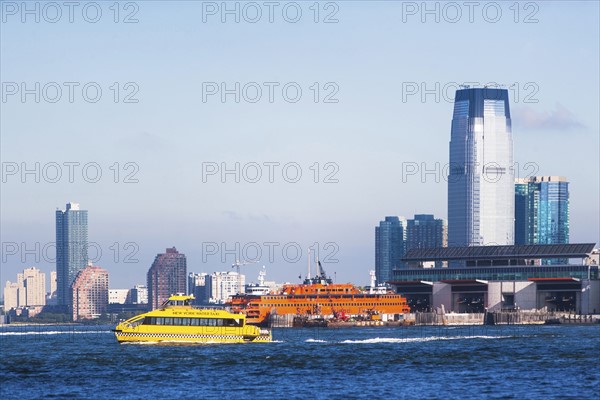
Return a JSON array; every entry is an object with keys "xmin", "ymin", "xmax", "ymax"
[
  {"xmin": 144, "ymin": 317, "xmax": 152, "ymax": 325},
  {"xmin": 216, "ymin": 319, "xmax": 223, "ymax": 326},
  {"xmin": 164, "ymin": 317, "xmax": 173, "ymax": 325},
  {"xmin": 155, "ymin": 318, "xmax": 163, "ymax": 325}
]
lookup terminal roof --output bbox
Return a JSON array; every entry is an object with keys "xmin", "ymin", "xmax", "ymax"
[{"xmin": 402, "ymin": 243, "xmax": 596, "ymax": 262}]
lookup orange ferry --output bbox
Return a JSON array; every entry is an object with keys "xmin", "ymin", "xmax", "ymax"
[{"xmin": 229, "ymin": 263, "xmax": 410, "ymax": 325}]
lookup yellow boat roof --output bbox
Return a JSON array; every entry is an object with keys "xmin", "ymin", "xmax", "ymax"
[{"xmin": 168, "ymin": 294, "xmax": 195, "ymax": 301}]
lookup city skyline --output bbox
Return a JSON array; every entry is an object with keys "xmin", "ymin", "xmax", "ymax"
[{"xmin": 2, "ymin": 3, "xmax": 598, "ymax": 289}]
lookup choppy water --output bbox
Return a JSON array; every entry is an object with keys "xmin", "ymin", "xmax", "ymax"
[{"xmin": 1, "ymin": 324, "xmax": 599, "ymax": 399}]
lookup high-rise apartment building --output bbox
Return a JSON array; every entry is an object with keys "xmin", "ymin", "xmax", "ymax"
[
  {"xmin": 208, "ymin": 271, "xmax": 245, "ymax": 303},
  {"xmin": 515, "ymin": 176, "xmax": 569, "ymax": 246},
  {"xmin": 147, "ymin": 247, "xmax": 187, "ymax": 310},
  {"xmin": 375, "ymin": 216, "xmax": 406, "ymax": 283},
  {"xmin": 3, "ymin": 267, "xmax": 46, "ymax": 309},
  {"xmin": 56, "ymin": 202, "xmax": 88, "ymax": 306},
  {"xmin": 71, "ymin": 264, "xmax": 109, "ymax": 321},
  {"xmin": 17, "ymin": 267, "xmax": 47, "ymax": 306},
  {"xmin": 448, "ymin": 88, "xmax": 514, "ymax": 248},
  {"xmin": 3, "ymin": 282, "xmax": 23, "ymax": 310}
]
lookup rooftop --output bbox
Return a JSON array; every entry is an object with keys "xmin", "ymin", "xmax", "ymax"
[{"xmin": 402, "ymin": 243, "xmax": 596, "ymax": 262}]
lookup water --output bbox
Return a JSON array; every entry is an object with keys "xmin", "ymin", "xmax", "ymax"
[{"xmin": 1, "ymin": 324, "xmax": 599, "ymax": 399}]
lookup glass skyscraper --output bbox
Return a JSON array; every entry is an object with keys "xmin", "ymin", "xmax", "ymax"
[
  {"xmin": 448, "ymin": 87, "xmax": 514, "ymax": 248},
  {"xmin": 515, "ymin": 176, "xmax": 569, "ymax": 247},
  {"xmin": 406, "ymin": 215, "xmax": 447, "ymax": 267},
  {"xmin": 56, "ymin": 202, "xmax": 88, "ymax": 307},
  {"xmin": 375, "ymin": 216, "xmax": 406, "ymax": 283}
]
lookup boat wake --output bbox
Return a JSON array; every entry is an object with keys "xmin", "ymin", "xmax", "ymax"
[{"xmin": 340, "ymin": 335, "xmax": 513, "ymax": 344}]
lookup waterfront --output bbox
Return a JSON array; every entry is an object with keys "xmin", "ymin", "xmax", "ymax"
[{"xmin": 1, "ymin": 325, "xmax": 598, "ymax": 399}]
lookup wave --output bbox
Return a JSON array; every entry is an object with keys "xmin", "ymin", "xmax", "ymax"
[
  {"xmin": 0, "ymin": 330, "xmax": 110, "ymax": 336},
  {"xmin": 305, "ymin": 339, "xmax": 328, "ymax": 343}
]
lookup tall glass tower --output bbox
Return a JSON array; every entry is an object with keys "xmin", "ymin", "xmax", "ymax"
[
  {"xmin": 375, "ymin": 216, "xmax": 406, "ymax": 283},
  {"xmin": 448, "ymin": 88, "xmax": 514, "ymax": 248},
  {"xmin": 56, "ymin": 202, "xmax": 88, "ymax": 306},
  {"xmin": 515, "ymin": 176, "xmax": 569, "ymax": 246}
]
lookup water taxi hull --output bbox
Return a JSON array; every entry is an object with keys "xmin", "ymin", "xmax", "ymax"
[
  {"xmin": 113, "ymin": 294, "xmax": 272, "ymax": 344},
  {"xmin": 113, "ymin": 330, "xmax": 272, "ymax": 343}
]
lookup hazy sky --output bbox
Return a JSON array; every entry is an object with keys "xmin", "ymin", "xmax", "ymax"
[{"xmin": 1, "ymin": 1, "xmax": 599, "ymax": 290}]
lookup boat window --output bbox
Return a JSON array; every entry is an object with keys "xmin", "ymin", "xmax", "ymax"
[
  {"xmin": 164, "ymin": 317, "xmax": 173, "ymax": 325},
  {"xmin": 223, "ymin": 319, "xmax": 243, "ymax": 327}
]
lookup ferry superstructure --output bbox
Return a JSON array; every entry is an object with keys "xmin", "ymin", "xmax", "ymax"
[
  {"xmin": 113, "ymin": 294, "xmax": 271, "ymax": 343},
  {"xmin": 230, "ymin": 264, "xmax": 410, "ymax": 325}
]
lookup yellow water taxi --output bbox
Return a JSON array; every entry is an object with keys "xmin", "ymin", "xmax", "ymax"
[{"xmin": 113, "ymin": 294, "xmax": 272, "ymax": 343}]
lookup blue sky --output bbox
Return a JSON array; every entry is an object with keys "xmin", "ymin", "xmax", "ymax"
[{"xmin": 1, "ymin": 1, "xmax": 599, "ymax": 289}]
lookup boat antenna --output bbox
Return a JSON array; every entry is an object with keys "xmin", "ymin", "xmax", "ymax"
[{"xmin": 307, "ymin": 248, "xmax": 311, "ymax": 280}]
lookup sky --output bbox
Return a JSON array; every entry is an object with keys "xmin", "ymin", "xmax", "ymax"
[{"xmin": 1, "ymin": 1, "xmax": 599, "ymax": 291}]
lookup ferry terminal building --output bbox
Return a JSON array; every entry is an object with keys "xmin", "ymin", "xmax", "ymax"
[{"xmin": 390, "ymin": 243, "xmax": 599, "ymax": 314}]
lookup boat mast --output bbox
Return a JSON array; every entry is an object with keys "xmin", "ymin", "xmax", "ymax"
[{"xmin": 307, "ymin": 248, "xmax": 311, "ymax": 281}]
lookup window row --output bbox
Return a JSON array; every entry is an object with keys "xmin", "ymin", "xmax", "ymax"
[{"xmin": 143, "ymin": 316, "xmax": 243, "ymax": 327}]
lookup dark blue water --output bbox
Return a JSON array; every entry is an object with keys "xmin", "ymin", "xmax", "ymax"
[{"xmin": 1, "ymin": 324, "xmax": 599, "ymax": 399}]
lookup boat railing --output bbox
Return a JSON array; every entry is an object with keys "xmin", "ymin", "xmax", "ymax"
[{"xmin": 191, "ymin": 305, "xmax": 227, "ymax": 310}]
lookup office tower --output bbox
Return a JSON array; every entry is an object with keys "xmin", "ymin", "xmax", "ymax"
[
  {"xmin": 375, "ymin": 216, "xmax": 406, "ymax": 283},
  {"xmin": 147, "ymin": 247, "xmax": 187, "ymax": 310},
  {"xmin": 188, "ymin": 272, "xmax": 210, "ymax": 304},
  {"xmin": 71, "ymin": 264, "xmax": 109, "ymax": 321},
  {"xmin": 515, "ymin": 176, "xmax": 570, "ymax": 246},
  {"xmin": 406, "ymin": 215, "xmax": 447, "ymax": 267},
  {"xmin": 56, "ymin": 202, "xmax": 88, "ymax": 306},
  {"xmin": 448, "ymin": 88, "xmax": 514, "ymax": 248}
]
